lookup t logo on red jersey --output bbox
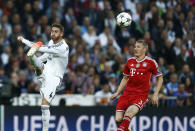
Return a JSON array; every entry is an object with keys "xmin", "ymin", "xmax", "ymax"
[{"xmin": 130, "ymin": 68, "xmax": 136, "ymax": 76}]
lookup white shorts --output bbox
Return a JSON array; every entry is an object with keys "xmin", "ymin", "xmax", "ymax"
[{"xmin": 37, "ymin": 71, "xmax": 62, "ymax": 103}]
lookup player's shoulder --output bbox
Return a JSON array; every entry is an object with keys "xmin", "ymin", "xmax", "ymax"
[
  {"xmin": 127, "ymin": 57, "xmax": 136, "ymax": 62},
  {"xmin": 63, "ymin": 39, "xmax": 69, "ymax": 47},
  {"xmin": 52, "ymin": 39, "xmax": 68, "ymax": 48},
  {"xmin": 60, "ymin": 39, "xmax": 69, "ymax": 53},
  {"xmin": 63, "ymin": 39, "xmax": 69, "ymax": 50},
  {"xmin": 48, "ymin": 40, "xmax": 53, "ymax": 46},
  {"xmin": 145, "ymin": 56, "xmax": 156, "ymax": 62},
  {"xmin": 145, "ymin": 56, "xmax": 158, "ymax": 66},
  {"xmin": 126, "ymin": 57, "xmax": 136, "ymax": 65}
]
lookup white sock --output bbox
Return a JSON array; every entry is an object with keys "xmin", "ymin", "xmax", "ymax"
[
  {"xmin": 41, "ymin": 105, "xmax": 50, "ymax": 129},
  {"xmin": 29, "ymin": 55, "xmax": 43, "ymax": 69}
]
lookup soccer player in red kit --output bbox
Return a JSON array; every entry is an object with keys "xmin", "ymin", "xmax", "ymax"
[{"xmin": 110, "ymin": 40, "xmax": 163, "ymax": 131}]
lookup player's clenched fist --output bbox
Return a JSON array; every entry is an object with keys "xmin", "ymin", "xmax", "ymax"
[
  {"xmin": 151, "ymin": 94, "xmax": 159, "ymax": 107},
  {"xmin": 17, "ymin": 36, "xmax": 24, "ymax": 42},
  {"xmin": 110, "ymin": 92, "xmax": 119, "ymax": 101}
]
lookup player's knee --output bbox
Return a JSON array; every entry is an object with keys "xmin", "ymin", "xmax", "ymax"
[
  {"xmin": 42, "ymin": 97, "xmax": 50, "ymax": 106},
  {"xmin": 125, "ymin": 109, "xmax": 139, "ymax": 118},
  {"xmin": 126, "ymin": 105, "xmax": 139, "ymax": 113},
  {"xmin": 35, "ymin": 69, "xmax": 42, "ymax": 76},
  {"xmin": 115, "ymin": 117, "xmax": 123, "ymax": 124},
  {"xmin": 116, "ymin": 121, "xmax": 122, "ymax": 127},
  {"xmin": 35, "ymin": 65, "xmax": 44, "ymax": 76}
]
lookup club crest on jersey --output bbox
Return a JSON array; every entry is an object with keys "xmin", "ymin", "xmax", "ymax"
[
  {"xmin": 130, "ymin": 64, "xmax": 134, "ymax": 66},
  {"xmin": 143, "ymin": 62, "xmax": 147, "ymax": 67}
]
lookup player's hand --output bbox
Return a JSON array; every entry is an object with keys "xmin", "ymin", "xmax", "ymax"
[
  {"xmin": 17, "ymin": 36, "xmax": 24, "ymax": 42},
  {"xmin": 110, "ymin": 92, "xmax": 119, "ymax": 101},
  {"xmin": 151, "ymin": 93, "xmax": 159, "ymax": 107}
]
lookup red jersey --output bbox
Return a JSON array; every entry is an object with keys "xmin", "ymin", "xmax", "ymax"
[{"xmin": 123, "ymin": 56, "xmax": 162, "ymax": 97}]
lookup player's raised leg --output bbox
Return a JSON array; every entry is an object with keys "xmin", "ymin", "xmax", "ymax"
[
  {"xmin": 27, "ymin": 41, "xmax": 43, "ymax": 57},
  {"xmin": 27, "ymin": 42, "xmax": 44, "ymax": 76},
  {"xmin": 29, "ymin": 55, "xmax": 44, "ymax": 76},
  {"xmin": 117, "ymin": 105, "xmax": 139, "ymax": 131}
]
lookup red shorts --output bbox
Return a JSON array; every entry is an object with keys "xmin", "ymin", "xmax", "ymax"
[{"xmin": 116, "ymin": 95, "xmax": 148, "ymax": 112}]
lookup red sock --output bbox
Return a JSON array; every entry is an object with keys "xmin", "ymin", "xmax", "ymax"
[{"xmin": 117, "ymin": 116, "xmax": 131, "ymax": 131}]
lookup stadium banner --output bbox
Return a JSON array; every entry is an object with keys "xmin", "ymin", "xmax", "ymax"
[
  {"xmin": 1, "ymin": 106, "xmax": 195, "ymax": 131},
  {"xmin": 12, "ymin": 94, "xmax": 95, "ymax": 106}
]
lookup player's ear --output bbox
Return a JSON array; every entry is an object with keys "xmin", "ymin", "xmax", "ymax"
[
  {"xmin": 142, "ymin": 47, "xmax": 146, "ymax": 52},
  {"xmin": 144, "ymin": 47, "xmax": 148, "ymax": 54},
  {"xmin": 60, "ymin": 32, "xmax": 63, "ymax": 37}
]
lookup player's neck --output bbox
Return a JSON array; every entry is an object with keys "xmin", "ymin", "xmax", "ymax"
[
  {"xmin": 53, "ymin": 38, "xmax": 63, "ymax": 44},
  {"xmin": 136, "ymin": 55, "xmax": 146, "ymax": 61}
]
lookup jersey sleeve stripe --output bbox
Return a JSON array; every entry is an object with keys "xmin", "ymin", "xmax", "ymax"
[
  {"xmin": 123, "ymin": 73, "xmax": 129, "ymax": 76},
  {"xmin": 155, "ymin": 73, "xmax": 163, "ymax": 77},
  {"xmin": 153, "ymin": 59, "xmax": 158, "ymax": 68},
  {"xmin": 52, "ymin": 41, "xmax": 64, "ymax": 48},
  {"xmin": 156, "ymin": 66, "xmax": 162, "ymax": 76}
]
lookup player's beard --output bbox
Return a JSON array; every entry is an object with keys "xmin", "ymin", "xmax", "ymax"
[{"xmin": 51, "ymin": 35, "xmax": 61, "ymax": 43}]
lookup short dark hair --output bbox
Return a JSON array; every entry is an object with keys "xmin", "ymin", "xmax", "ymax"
[
  {"xmin": 136, "ymin": 40, "xmax": 148, "ymax": 49},
  {"xmin": 51, "ymin": 23, "xmax": 64, "ymax": 32}
]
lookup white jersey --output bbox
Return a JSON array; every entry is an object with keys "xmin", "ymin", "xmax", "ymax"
[
  {"xmin": 38, "ymin": 39, "xmax": 69, "ymax": 78},
  {"xmin": 22, "ymin": 38, "xmax": 69, "ymax": 102}
]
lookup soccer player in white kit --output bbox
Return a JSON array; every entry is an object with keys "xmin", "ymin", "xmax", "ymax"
[{"xmin": 17, "ymin": 23, "xmax": 69, "ymax": 131}]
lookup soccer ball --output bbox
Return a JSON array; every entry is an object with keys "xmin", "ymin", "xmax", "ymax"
[{"xmin": 116, "ymin": 12, "xmax": 132, "ymax": 28}]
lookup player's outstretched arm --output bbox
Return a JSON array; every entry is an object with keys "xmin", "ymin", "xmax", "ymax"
[
  {"xmin": 38, "ymin": 45, "xmax": 69, "ymax": 55},
  {"xmin": 17, "ymin": 36, "xmax": 34, "ymax": 47},
  {"xmin": 151, "ymin": 75, "xmax": 163, "ymax": 107},
  {"xmin": 38, "ymin": 46, "xmax": 59, "ymax": 54},
  {"xmin": 110, "ymin": 75, "xmax": 129, "ymax": 100}
]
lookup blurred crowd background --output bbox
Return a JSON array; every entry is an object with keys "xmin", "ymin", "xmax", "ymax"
[{"xmin": 0, "ymin": 0, "xmax": 194, "ymax": 107}]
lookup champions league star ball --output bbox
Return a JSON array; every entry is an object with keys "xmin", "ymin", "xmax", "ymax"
[{"xmin": 116, "ymin": 12, "xmax": 132, "ymax": 28}]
